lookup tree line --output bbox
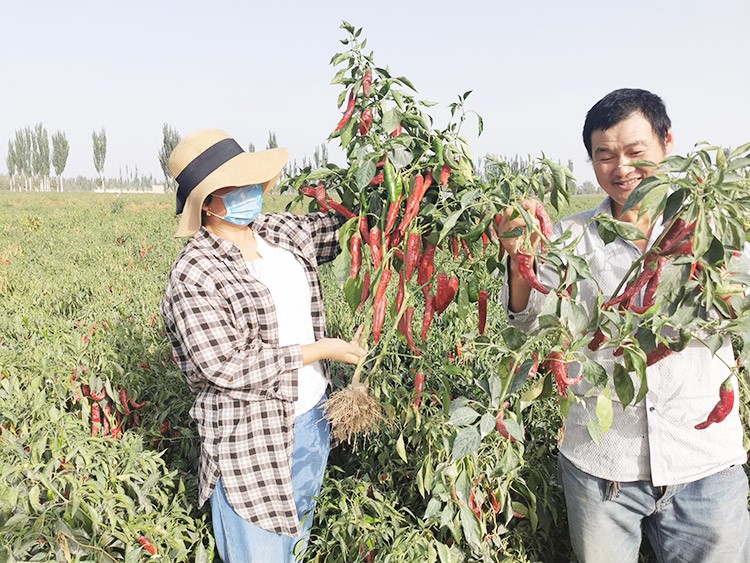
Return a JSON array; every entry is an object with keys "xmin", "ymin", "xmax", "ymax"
[{"xmin": 4, "ymin": 124, "xmax": 598, "ymax": 195}]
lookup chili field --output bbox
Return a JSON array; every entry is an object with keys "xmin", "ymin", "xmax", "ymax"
[{"xmin": 0, "ymin": 190, "xmax": 747, "ymax": 562}]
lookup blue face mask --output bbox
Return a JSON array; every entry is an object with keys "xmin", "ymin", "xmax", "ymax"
[{"xmin": 214, "ymin": 184, "xmax": 263, "ymax": 226}]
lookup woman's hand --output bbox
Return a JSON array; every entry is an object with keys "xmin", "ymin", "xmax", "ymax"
[{"xmin": 302, "ymin": 325, "xmax": 367, "ymax": 365}]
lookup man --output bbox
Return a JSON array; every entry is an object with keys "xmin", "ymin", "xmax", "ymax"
[{"xmin": 497, "ymin": 88, "xmax": 749, "ymax": 562}]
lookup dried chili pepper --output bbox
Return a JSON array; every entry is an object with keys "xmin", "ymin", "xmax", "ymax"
[
  {"xmin": 324, "ymin": 197, "xmax": 356, "ymax": 219},
  {"xmin": 417, "ymin": 241, "xmax": 437, "ymax": 297},
  {"xmin": 478, "ymin": 290, "xmax": 489, "ymax": 335},
  {"xmin": 395, "ymin": 269, "xmax": 405, "ymax": 313},
  {"xmin": 369, "ymin": 226, "xmax": 383, "ymax": 269},
  {"xmin": 468, "ymin": 488, "xmax": 482, "ymax": 519},
  {"xmin": 372, "ymin": 268, "xmax": 393, "ymax": 344},
  {"xmin": 629, "ymin": 255, "xmax": 666, "ymax": 314},
  {"xmin": 398, "ymin": 306, "xmax": 419, "ymax": 355},
  {"xmin": 545, "ymin": 351, "xmax": 583, "ymax": 397},
  {"xmin": 435, "ymin": 273, "xmax": 459, "ymax": 315},
  {"xmin": 369, "ymin": 171, "xmax": 384, "ymax": 185},
  {"xmin": 357, "ymin": 271, "xmax": 371, "ymax": 313},
  {"xmin": 451, "ymin": 237, "xmax": 460, "ymax": 260},
  {"xmin": 481, "ymin": 232, "xmax": 489, "ymax": 255},
  {"xmin": 440, "ymin": 164, "xmax": 451, "ymax": 187},
  {"xmin": 315, "ymin": 183, "xmax": 330, "ymax": 213},
  {"xmin": 398, "ymin": 171, "xmax": 433, "ymax": 236},
  {"xmin": 404, "ymin": 231, "xmax": 421, "ymax": 282},
  {"xmin": 695, "ymin": 377, "xmax": 734, "ymax": 429},
  {"xmin": 516, "ymin": 251, "xmax": 549, "ymax": 294},
  {"xmin": 335, "ymin": 89, "xmax": 356, "ymax": 131},
  {"xmin": 349, "ymin": 234, "xmax": 362, "ymax": 279},
  {"xmin": 359, "ymin": 214, "xmax": 370, "ymax": 242},
  {"xmin": 588, "ymin": 328, "xmax": 609, "ymax": 351},
  {"xmin": 102, "ymin": 403, "xmax": 111, "ymax": 437},
  {"xmin": 384, "ymin": 194, "xmax": 402, "ymax": 235},
  {"xmin": 362, "ymin": 68, "xmax": 372, "ymax": 98},
  {"xmin": 138, "ymin": 536, "xmax": 158, "ymax": 555},
  {"xmin": 91, "ymin": 404, "xmax": 101, "ymax": 436},
  {"xmin": 535, "ymin": 204, "xmax": 554, "ymax": 239},
  {"xmin": 359, "ymin": 108, "xmax": 373, "ymax": 135},
  {"xmin": 604, "ymin": 255, "xmax": 658, "ymax": 309},
  {"xmin": 460, "ymin": 238, "xmax": 474, "ymax": 262},
  {"xmin": 421, "ymin": 294, "xmax": 436, "ymax": 341},
  {"xmin": 414, "ymin": 371, "xmax": 425, "ymax": 407},
  {"xmin": 646, "ymin": 342, "xmax": 672, "ymax": 366}
]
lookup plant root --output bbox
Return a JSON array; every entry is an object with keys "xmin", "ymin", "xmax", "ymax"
[{"xmin": 323, "ymin": 381, "xmax": 385, "ymax": 446}]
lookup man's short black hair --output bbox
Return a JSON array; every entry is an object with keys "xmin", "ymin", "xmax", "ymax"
[{"xmin": 582, "ymin": 88, "xmax": 672, "ymax": 159}]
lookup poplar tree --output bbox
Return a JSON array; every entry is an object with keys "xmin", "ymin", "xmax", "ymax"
[
  {"xmin": 158, "ymin": 123, "xmax": 180, "ymax": 193},
  {"xmin": 52, "ymin": 131, "xmax": 70, "ymax": 192},
  {"xmin": 92, "ymin": 128, "xmax": 107, "ymax": 190},
  {"xmin": 32, "ymin": 123, "xmax": 50, "ymax": 191},
  {"xmin": 6, "ymin": 140, "xmax": 16, "ymax": 191}
]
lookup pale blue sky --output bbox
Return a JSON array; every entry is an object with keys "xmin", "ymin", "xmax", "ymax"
[{"xmin": 1, "ymin": 1, "xmax": 748, "ymax": 186}]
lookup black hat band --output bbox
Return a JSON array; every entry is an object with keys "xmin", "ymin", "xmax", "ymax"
[{"xmin": 175, "ymin": 138, "xmax": 244, "ymax": 214}]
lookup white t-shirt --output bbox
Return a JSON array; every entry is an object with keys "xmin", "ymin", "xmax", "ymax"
[{"xmin": 245, "ymin": 233, "xmax": 327, "ymax": 417}]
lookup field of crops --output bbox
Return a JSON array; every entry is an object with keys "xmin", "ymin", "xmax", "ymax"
[{"xmin": 0, "ymin": 191, "xmax": 581, "ymax": 560}]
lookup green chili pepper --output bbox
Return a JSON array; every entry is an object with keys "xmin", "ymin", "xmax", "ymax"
[
  {"xmin": 467, "ymin": 277, "xmax": 480, "ymax": 303},
  {"xmin": 384, "ymin": 160, "xmax": 399, "ymax": 203},
  {"xmin": 460, "ymin": 213, "xmax": 493, "ymax": 242},
  {"xmin": 432, "ymin": 137, "xmax": 444, "ymax": 165}
]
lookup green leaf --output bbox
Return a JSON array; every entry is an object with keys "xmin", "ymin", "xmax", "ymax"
[
  {"xmin": 343, "ymin": 276, "xmax": 362, "ymax": 313},
  {"xmin": 583, "ymin": 361, "xmax": 609, "ymax": 387},
  {"xmin": 587, "ymin": 417, "xmax": 604, "ymax": 445},
  {"xmin": 613, "ymin": 363, "xmax": 635, "ymax": 407},
  {"xmin": 596, "ymin": 385, "xmax": 613, "ymax": 433},
  {"xmin": 595, "ymin": 214, "xmax": 648, "ymax": 243},
  {"xmin": 479, "ymin": 412, "xmax": 496, "ymax": 438},
  {"xmin": 503, "ymin": 418, "xmax": 525, "ymax": 442},
  {"xmin": 391, "ymin": 146, "xmax": 413, "ymax": 169},
  {"xmin": 451, "ymin": 427, "xmax": 481, "ymax": 461},
  {"xmin": 355, "ymin": 159, "xmax": 377, "ymax": 189},
  {"xmin": 396, "ymin": 432, "xmax": 408, "ymax": 462},
  {"xmin": 459, "ymin": 505, "xmax": 483, "ymax": 551},
  {"xmin": 381, "ymin": 108, "xmax": 402, "ymax": 136},
  {"xmin": 449, "ymin": 406, "xmax": 480, "ymax": 426},
  {"xmin": 339, "ymin": 117, "xmax": 357, "ymax": 149},
  {"xmin": 437, "ymin": 209, "xmax": 463, "ymax": 245}
]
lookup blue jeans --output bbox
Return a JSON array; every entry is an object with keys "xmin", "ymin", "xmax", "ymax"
[
  {"xmin": 558, "ymin": 453, "xmax": 750, "ymax": 563},
  {"xmin": 210, "ymin": 399, "xmax": 331, "ymax": 563}
]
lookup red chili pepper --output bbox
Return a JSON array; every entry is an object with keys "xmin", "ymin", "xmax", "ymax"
[
  {"xmin": 315, "ymin": 183, "xmax": 330, "ymax": 213},
  {"xmin": 646, "ymin": 342, "xmax": 672, "ymax": 366},
  {"xmin": 478, "ymin": 290, "xmax": 488, "ymax": 334},
  {"xmin": 440, "ymin": 164, "xmax": 451, "ymax": 187},
  {"xmin": 460, "ymin": 238, "xmax": 474, "ymax": 262},
  {"xmin": 138, "ymin": 536, "xmax": 158, "ymax": 555},
  {"xmin": 359, "ymin": 214, "xmax": 370, "ymax": 243},
  {"xmin": 362, "ymin": 69, "xmax": 372, "ymax": 98},
  {"xmin": 535, "ymin": 204, "xmax": 554, "ymax": 239},
  {"xmin": 369, "ymin": 171, "xmax": 385, "ymax": 185},
  {"xmin": 398, "ymin": 172, "xmax": 433, "ymax": 236},
  {"xmin": 404, "ymin": 232, "xmax": 421, "ymax": 282},
  {"xmin": 516, "ymin": 251, "xmax": 549, "ymax": 294},
  {"xmin": 604, "ymin": 255, "xmax": 658, "ymax": 309},
  {"xmin": 588, "ymin": 328, "xmax": 609, "ymax": 351},
  {"xmin": 695, "ymin": 377, "xmax": 734, "ymax": 429},
  {"xmin": 89, "ymin": 387, "xmax": 106, "ymax": 401},
  {"xmin": 350, "ymin": 234, "xmax": 362, "ymax": 279},
  {"xmin": 629, "ymin": 256, "xmax": 666, "ymax": 314},
  {"xmin": 468, "ymin": 488, "xmax": 482, "ymax": 519},
  {"xmin": 324, "ymin": 197, "xmax": 356, "ymax": 219},
  {"xmin": 384, "ymin": 194, "xmax": 402, "ymax": 235},
  {"xmin": 417, "ymin": 241, "xmax": 437, "ymax": 297},
  {"xmin": 421, "ymin": 295, "xmax": 436, "ymax": 341},
  {"xmin": 660, "ymin": 218, "xmax": 697, "ymax": 255},
  {"xmin": 495, "ymin": 410, "xmax": 517, "ymax": 442},
  {"xmin": 369, "ymin": 227, "xmax": 382, "ymax": 269},
  {"xmin": 392, "ymin": 124, "xmax": 402, "ymax": 137},
  {"xmin": 435, "ymin": 274, "xmax": 459, "ymax": 315},
  {"xmin": 414, "ymin": 371, "xmax": 425, "ymax": 407},
  {"xmin": 357, "ymin": 271, "xmax": 371, "ymax": 313},
  {"xmin": 359, "ymin": 109, "xmax": 373, "ymax": 136},
  {"xmin": 545, "ymin": 351, "xmax": 582, "ymax": 397},
  {"xmin": 119, "ymin": 388, "xmax": 131, "ymax": 415},
  {"xmin": 398, "ymin": 306, "xmax": 420, "ymax": 355},
  {"xmin": 101, "ymin": 403, "xmax": 112, "ymax": 437},
  {"xmin": 395, "ymin": 269, "xmax": 405, "ymax": 313},
  {"xmin": 481, "ymin": 232, "xmax": 489, "ymax": 255},
  {"xmin": 91, "ymin": 404, "xmax": 101, "ymax": 436},
  {"xmin": 451, "ymin": 237, "xmax": 460, "ymax": 260},
  {"xmin": 372, "ymin": 269, "xmax": 392, "ymax": 344},
  {"xmin": 335, "ymin": 89, "xmax": 356, "ymax": 132}
]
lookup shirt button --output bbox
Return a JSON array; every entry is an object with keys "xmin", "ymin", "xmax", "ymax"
[
  {"xmin": 649, "ymin": 407, "xmax": 655, "ymax": 412},
  {"xmin": 509, "ymin": 314, "xmax": 515, "ymax": 320}
]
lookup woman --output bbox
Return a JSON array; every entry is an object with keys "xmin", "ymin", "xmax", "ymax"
[{"xmin": 160, "ymin": 128, "xmax": 365, "ymax": 562}]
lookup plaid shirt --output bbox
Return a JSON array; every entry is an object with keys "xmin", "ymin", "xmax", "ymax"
[{"xmin": 160, "ymin": 212, "xmax": 342, "ymax": 536}]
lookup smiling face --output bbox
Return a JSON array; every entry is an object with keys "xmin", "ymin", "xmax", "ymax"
[{"xmin": 591, "ymin": 111, "xmax": 673, "ymax": 218}]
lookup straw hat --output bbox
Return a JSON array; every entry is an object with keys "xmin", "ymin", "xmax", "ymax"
[{"xmin": 170, "ymin": 128, "xmax": 288, "ymax": 237}]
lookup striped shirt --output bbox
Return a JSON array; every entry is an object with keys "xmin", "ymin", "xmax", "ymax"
[
  {"xmin": 160, "ymin": 212, "xmax": 342, "ymax": 535},
  {"xmin": 502, "ymin": 198, "xmax": 747, "ymax": 485}
]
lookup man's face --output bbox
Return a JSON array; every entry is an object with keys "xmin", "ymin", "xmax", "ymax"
[{"xmin": 590, "ymin": 111, "xmax": 673, "ymax": 217}]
